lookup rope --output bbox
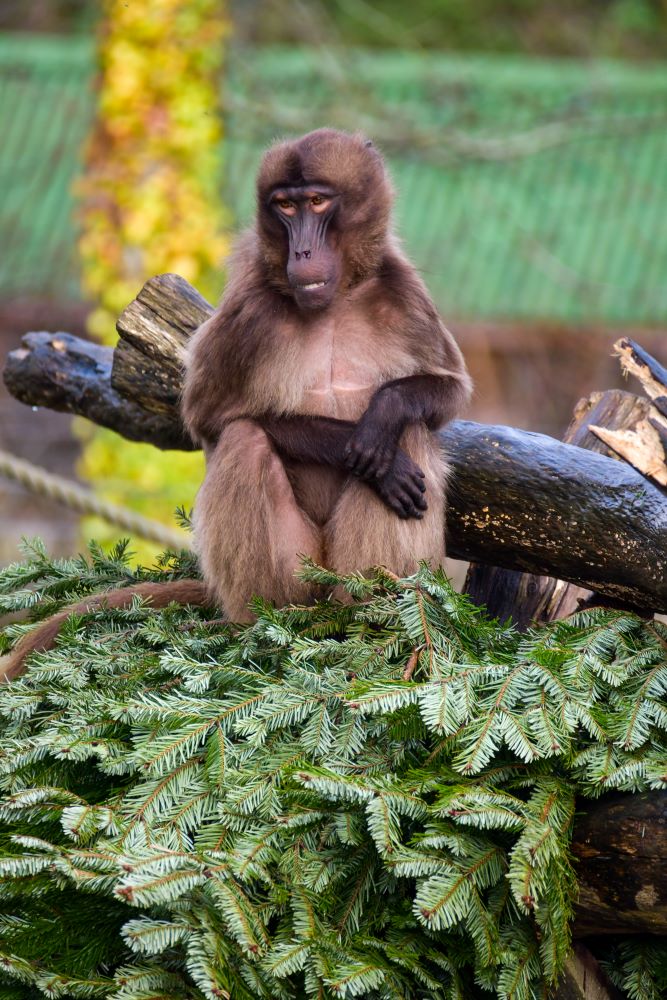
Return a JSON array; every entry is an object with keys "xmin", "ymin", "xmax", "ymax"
[{"xmin": 0, "ymin": 448, "xmax": 192, "ymax": 551}]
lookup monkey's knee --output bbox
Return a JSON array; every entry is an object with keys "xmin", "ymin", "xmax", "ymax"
[
  {"xmin": 326, "ymin": 476, "xmax": 446, "ymax": 580},
  {"xmin": 212, "ymin": 418, "xmax": 273, "ymax": 469},
  {"xmin": 195, "ymin": 420, "xmax": 323, "ymax": 619}
]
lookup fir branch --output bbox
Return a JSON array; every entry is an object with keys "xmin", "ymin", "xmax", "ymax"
[{"xmin": 0, "ymin": 548, "xmax": 665, "ymax": 999}]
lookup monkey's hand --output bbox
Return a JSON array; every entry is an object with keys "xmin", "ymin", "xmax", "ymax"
[
  {"xmin": 370, "ymin": 449, "xmax": 427, "ymax": 520},
  {"xmin": 344, "ymin": 403, "xmax": 402, "ymax": 480}
]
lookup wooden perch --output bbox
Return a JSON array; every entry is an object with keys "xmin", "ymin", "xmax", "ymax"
[
  {"xmin": 442, "ymin": 418, "xmax": 667, "ymax": 611},
  {"xmin": 4, "ymin": 274, "xmax": 667, "ymax": 612},
  {"xmin": 3, "ymin": 328, "xmax": 192, "ymax": 451},
  {"xmin": 464, "ymin": 387, "xmax": 664, "ymax": 626},
  {"xmin": 571, "ymin": 792, "xmax": 667, "ymax": 937},
  {"xmin": 592, "ymin": 338, "xmax": 667, "ymax": 487}
]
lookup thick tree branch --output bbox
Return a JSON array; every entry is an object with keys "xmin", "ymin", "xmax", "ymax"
[
  {"xmin": 3, "ymin": 329, "xmax": 192, "ymax": 450},
  {"xmin": 463, "ymin": 388, "xmax": 660, "ymax": 626},
  {"xmin": 441, "ymin": 418, "xmax": 667, "ymax": 612},
  {"xmin": 4, "ymin": 274, "xmax": 667, "ymax": 613}
]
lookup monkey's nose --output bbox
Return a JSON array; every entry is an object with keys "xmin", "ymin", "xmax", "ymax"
[{"xmin": 295, "ymin": 250, "xmax": 312, "ymax": 260}]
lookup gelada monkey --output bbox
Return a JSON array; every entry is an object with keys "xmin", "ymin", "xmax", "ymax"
[{"xmin": 2, "ymin": 129, "xmax": 471, "ymax": 679}]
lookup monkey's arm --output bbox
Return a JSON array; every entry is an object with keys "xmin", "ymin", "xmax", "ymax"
[
  {"xmin": 262, "ymin": 415, "xmax": 427, "ymax": 519},
  {"xmin": 345, "ymin": 372, "xmax": 471, "ymax": 479},
  {"xmin": 263, "ymin": 415, "xmax": 354, "ymax": 467}
]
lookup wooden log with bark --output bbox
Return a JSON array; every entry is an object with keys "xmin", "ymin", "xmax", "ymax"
[
  {"xmin": 548, "ymin": 790, "xmax": 667, "ymax": 1000},
  {"xmin": 4, "ymin": 274, "xmax": 667, "ymax": 614},
  {"xmin": 464, "ymin": 388, "xmax": 663, "ymax": 626}
]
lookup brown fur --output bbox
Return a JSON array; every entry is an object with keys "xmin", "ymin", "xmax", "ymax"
[
  {"xmin": 182, "ymin": 128, "xmax": 472, "ymax": 618},
  {"xmin": 0, "ymin": 580, "xmax": 209, "ymax": 682},
  {"xmin": 4, "ymin": 129, "xmax": 470, "ymax": 678}
]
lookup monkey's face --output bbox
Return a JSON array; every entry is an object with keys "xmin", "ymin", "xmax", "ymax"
[{"xmin": 269, "ymin": 185, "xmax": 342, "ymax": 311}]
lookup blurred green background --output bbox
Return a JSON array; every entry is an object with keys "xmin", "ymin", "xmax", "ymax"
[{"xmin": 1, "ymin": 0, "xmax": 666, "ymax": 562}]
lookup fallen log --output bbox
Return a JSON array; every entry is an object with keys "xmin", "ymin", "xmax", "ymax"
[
  {"xmin": 463, "ymin": 387, "xmax": 658, "ymax": 626},
  {"xmin": 571, "ymin": 792, "xmax": 667, "ymax": 937},
  {"xmin": 3, "ymin": 329, "xmax": 191, "ymax": 451},
  {"xmin": 4, "ymin": 274, "xmax": 667, "ymax": 613},
  {"xmin": 443, "ymin": 418, "xmax": 667, "ymax": 612}
]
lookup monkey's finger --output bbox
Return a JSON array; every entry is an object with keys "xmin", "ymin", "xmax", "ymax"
[
  {"xmin": 397, "ymin": 470, "xmax": 427, "ymax": 498},
  {"xmin": 354, "ymin": 451, "xmax": 377, "ymax": 478},
  {"xmin": 374, "ymin": 453, "xmax": 396, "ymax": 479},
  {"xmin": 393, "ymin": 489, "xmax": 424, "ymax": 519},
  {"xmin": 344, "ymin": 443, "xmax": 365, "ymax": 471},
  {"xmin": 406, "ymin": 489, "xmax": 428, "ymax": 512},
  {"xmin": 377, "ymin": 487, "xmax": 409, "ymax": 518},
  {"xmin": 385, "ymin": 495, "xmax": 409, "ymax": 518},
  {"xmin": 404, "ymin": 483, "xmax": 428, "ymax": 509},
  {"xmin": 343, "ymin": 442, "xmax": 358, "ymax": 466},
  {"xmin": 401, "ymin": 459, "xmax": 426, "ymax": 481},
  {"xmin": 395, "ymin": 471, "xmax": 426, "ymax": 502}
]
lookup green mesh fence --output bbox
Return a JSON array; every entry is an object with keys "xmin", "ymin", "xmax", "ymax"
[{"xmin": 2, "ymin": 33, "xmax": 667, "ymax": 324}]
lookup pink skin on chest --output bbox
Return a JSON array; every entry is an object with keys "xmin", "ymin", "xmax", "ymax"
[{"xmin": 298, "ymin": 310, "xmax": 404, "ymax": 421}]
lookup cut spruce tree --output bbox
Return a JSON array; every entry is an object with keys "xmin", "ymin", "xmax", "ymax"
[{"xmin": 0, "ymin": 551, "xmax": 666, "ymax": 1000}]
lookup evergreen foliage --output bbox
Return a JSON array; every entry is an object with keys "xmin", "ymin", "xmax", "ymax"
[{"xmin": 0, "ymin": 541, "xmax": 666, "ymax": 1000}]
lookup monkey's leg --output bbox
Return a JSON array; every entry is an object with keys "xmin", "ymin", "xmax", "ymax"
[
  {"xmin": 194, "ymin": 420, "xmax": 323, "ymax": 621},
  {"xmin": 326, "ymin": 426, "xmax": 447, "ymax": 577}
]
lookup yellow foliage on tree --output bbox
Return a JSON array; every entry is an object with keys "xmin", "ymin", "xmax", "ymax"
[{"xmin": 77, "ymin": 0, "xmax": 229, "ymax": 556}]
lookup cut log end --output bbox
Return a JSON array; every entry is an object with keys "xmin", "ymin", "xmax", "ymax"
[
  {"xmin": 553, "ymin": 944, "xmax": 624, "ymax": 1000},
  {"xmin": 590, "ymin": 422, "xmax": 667, "ymax": 487}
]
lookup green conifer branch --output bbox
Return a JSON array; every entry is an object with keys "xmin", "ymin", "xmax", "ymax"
[{"xmin": 0, "ymin": 545, "xmax": 665, "ymax": 998}]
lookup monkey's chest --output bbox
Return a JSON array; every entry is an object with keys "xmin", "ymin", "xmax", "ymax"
[
  {"xmin": 297, "ymin": 318, "xmax": 397, "ymax": 421},
  {"xmin": 301, "ymin": 379, "xmax": 372, "ymax": 421}
]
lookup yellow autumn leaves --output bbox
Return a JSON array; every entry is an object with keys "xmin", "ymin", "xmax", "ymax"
[{"xmin": 77, "ymin": 0, "xmax": 230, "ymax": 557}]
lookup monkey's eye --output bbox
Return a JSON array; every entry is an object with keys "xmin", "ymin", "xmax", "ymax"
[
  {"xmin": 310, "ymin": 195, "xmax": 330, "ymax": 213},
  {"xmin": 275, "ymin": 199, "xmax": 296, "ymax": 216}
]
